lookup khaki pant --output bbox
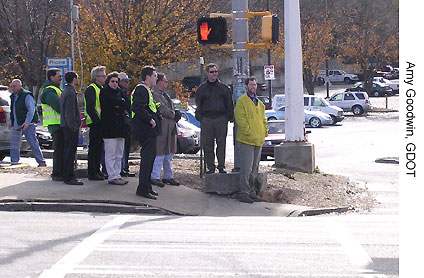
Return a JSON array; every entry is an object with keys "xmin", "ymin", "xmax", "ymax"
[{"xmin": 200, "ymin": 116, "xmax": 228, "ymax": 170}]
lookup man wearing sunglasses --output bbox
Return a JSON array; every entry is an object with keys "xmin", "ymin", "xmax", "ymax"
[{"xmin": 195, "ymin": 63, "xmax": 233, "ymax": 174}]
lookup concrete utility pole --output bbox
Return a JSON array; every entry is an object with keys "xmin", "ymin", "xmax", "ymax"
[
  {"xmin": 274, "ymin": 0, "xmax": 315, "ymax": 173},
  {"xmin": 231, "ymin": 0, "xmax": 250, "ymax": 172},
  {"xmin": 283, "ymin": 0, "xmax": 305, "ymax": 142}
]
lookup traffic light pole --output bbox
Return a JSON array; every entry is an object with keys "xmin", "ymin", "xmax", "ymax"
[
  {"xmin": 231, "ymin": 0, "xmax": 250, "ymax": 172},
  {"xmin": 266, "ymin": 0, "xmax": 272, "ymax": 106}
]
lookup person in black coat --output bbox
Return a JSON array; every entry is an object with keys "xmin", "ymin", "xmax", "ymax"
[
  {"xmin": 131, "ymin": 66, "xmax": 162, "ymax": 200},
  {"xmin": 60, "ymin": 71, "xmax": 83, "ymax": 185},
  {"xmin": 100, "ymin": 71, "xmax": 131, "ymax": 185}
]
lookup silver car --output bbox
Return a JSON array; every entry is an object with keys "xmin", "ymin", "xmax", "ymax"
[
  {"xmin": 0, "ymin": 86, "xmax": 29, "ymax": 161},
  {"xmin": 265, "ymin": 106, "xmax": 333, "ymax": 128},
  {"xmin": 328, "ymin": 91, "xmax": 371, "ymax": 115}
]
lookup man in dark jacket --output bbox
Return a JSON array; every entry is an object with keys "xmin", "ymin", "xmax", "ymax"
[
  {"xmin": 131, "ymin": 66, "xmax": 161, "ymax": 200},
  {"xmin": 9, "ymin": 79, "xmax": 46, "ymax": 166},
  {"xmin": 118, "ymin": 72, "xmax": 135, "ymax": 177},
  {"xmin": 84, "ymin": 66, "xmax": 106, "ymax": 180},
  {"xmin": 195, "ymin": 63, "xmax": 233, "ymax": 174},
  {"xmin": 40, "ymin": 68, "xmax": 64, "ymax": 180},
  {"xmin": 60, "ymin": 71, "xmax": 83, "ymax": 185}
]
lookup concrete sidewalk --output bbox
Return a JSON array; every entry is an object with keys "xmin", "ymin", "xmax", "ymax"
[{"xmin": 0, "ymin": 173, "xmax": 347, "ymax": 217}]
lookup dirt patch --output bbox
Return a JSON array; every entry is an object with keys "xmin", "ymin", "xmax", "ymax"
[{"xmin": 0, "ymin": 154, "xmax": 376, "ymax": 212}]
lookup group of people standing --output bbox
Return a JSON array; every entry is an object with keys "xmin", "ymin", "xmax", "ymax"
[
  {"xmin": 195, "ymin": 63, "xmax": 268, "ymax": 204},
  {"xmin": 8, "ymin": 62, "xmax": 268, "ymax": 204}
]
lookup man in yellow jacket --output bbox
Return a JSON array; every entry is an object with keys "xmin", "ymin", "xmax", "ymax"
[{"xmin": 234, "ymin": 77, "xmax": 268, "ymax": 204}]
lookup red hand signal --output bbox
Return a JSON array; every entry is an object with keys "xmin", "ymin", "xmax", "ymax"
[{"xmin": 200, "ymin": 22, "xmax": 212, "ymax": 41}]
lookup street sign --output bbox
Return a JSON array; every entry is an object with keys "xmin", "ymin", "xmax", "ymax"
[
  {"xmin": 46, "ymin": 57, "xmax": 73, "ymax": 88},
  {"xmin": 264, "ymin": 65, "xmax": 275, "ymax": 80}
]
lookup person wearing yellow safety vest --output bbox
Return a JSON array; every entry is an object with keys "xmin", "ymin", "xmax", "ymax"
[
  {"xmin": 84, "ymin": 66, "xmax": 107, "ymax": 181},
  {"xmin": 40, "ymin": 68, "xmax": 64, "ymax": 181},
  {"xmin": 131, "ymin": 66, "xmax": 162, "ymax": 200}
]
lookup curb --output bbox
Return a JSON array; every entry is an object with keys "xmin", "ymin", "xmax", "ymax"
[
  {"xmin": 290, "ymin": 206, "xmax": 351, "ymax": 217},
  {"xmin": 0, "ymin": 199, "xmax": 349, "ymax": 217},
  {"xmin": 0, "ymin": 199, "xmax": 185, "ymax": 216}
]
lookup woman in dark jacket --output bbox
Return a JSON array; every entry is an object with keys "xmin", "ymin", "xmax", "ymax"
[{"xmin": 100, "ymin": 71, "xmax": 131, "ymax": 185}]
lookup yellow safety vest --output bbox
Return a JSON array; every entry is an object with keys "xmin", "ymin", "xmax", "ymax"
[
  {"xmin": 84, "ymin": 83, "xmax": 101, "ymax": 125},
  {"xmin": 130, "ymin": 83, "xmax": 160, "ymax": 118},
  {"xmin": 41, "ymin": 85, "xmax": 62, "ymax": 127}
]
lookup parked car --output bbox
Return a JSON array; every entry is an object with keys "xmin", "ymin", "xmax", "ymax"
[
  {"xmin": 303, "ymin": 95, "xmax": 344, "ymax": 123},
  {"xmin": 373, "ymin": 77, "xmax": 399, "ymax": 94},
  {"xmin": 319, "ymin": 70, "xmax": 359, "ymax": 84},
  {"xmin": 265, "ymin": 106, "xmax": 333, "ymax": 128},
  {"xmin": 0, "ymin": 85, "xmax": 29, "ymax": 161},
  {"xmin": 273, "ymin": 94, "xmax": 344, "ymax": 124},
  {"xmin": 257, "ymin": 96, "xmax": 271, "ymax": 110},
  {"xmin": 179, "ymin": 108, "xmax": 200, "ymax": 128},
  {"xmin": 36, "ymin": 129, "xmax": 53, "ymax": 149},
  {"xmin": 348, "ymin": 81, "xmax": 393, "ymax": 97},
  {"xmin": 261, "ymin": 120, "xmax": 285, "ymax": 160},
  {"xmin": 328, "ymin": 91, "xmax": 371, "ymax": 115},
  {"xmin": 176, "ymin": 118, "xmax": 200, "ymax": 154}
]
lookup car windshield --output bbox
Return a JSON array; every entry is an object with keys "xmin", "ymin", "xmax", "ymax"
[
  {"xmin": 267, "ymin": 122, "xmax": 285, "ymax": 134},
  {"xmin": 312, "ymin": 97, "xmax": 329, "ymax": 107}
]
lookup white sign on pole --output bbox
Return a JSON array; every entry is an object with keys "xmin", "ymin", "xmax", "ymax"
[{"xmin": 264, "ymin": 65, "xmax": 275, "ymax": 80}]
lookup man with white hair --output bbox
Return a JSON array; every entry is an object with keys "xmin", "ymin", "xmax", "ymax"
[
  {"xmin": 9, "ymin": 79, "xmax": 46, "ymax": 166},
  {"xmin": 84, "ymin": 66, "xmax": 107, "ymax": 180}
]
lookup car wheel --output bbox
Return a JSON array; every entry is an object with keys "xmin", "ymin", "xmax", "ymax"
[
  {"xmin": 352, "ymin": 105, "xmax": 364, "ymax": 115},
  {"xmin": 0, "ymin": 151, "xmax": 6, "ymax": 161},
  {"xmin": 330, "ymin": 115, "xmax": 337, "ymax": 125},
  {"xmin": 267, "ymin": 116, "xmax": 278, "ymax": 121},
  {"xmin": 309, "ymin": 117, "xmax": 322, "ymax": 128},
  {"xmin": 344, "ymin": 78, "xmax": 351, "ymax": 84},
  {"xmin": 373, "ymin": 91, "xmax": 380, "ymax": 97}
]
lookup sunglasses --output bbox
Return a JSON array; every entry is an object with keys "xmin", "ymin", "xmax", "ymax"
[
  {"xmin": 209, "ymin": 70, "xmax": 218, "ymax": 73},
  {"xmin": 110, "ymin": 80, "xmax": 119, "ymax": 83}
]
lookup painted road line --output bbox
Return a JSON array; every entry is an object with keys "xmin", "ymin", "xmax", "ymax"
[{"xmin": 38, "ymin": 215, "xmax": 132, "ymax": 278}]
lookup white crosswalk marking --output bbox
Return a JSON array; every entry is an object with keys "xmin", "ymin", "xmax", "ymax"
[{"xmin": 36, "ymin": 215, "xmax": 397, "ymax": 278}]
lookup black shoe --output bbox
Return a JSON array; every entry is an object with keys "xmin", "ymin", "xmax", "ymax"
[
  {"xmin": 121, "ymin": 172, "xmax": 136, "ymax": 177},
  {"xmin": 89, "ymin": 174, "xmax": 105, "ymax": 181},
  {"xmin": 150, "ymin": 190, "xmax": 158, "ymax": 196},
  {"xmin": 52, "ymin": 176, "xmax": 64, "ymax": 181},
  {"xmin": 162, "ymin": 178, "xmax": 180, "ymax": 186},
  {"xmin": 249, "ymin": 195, "xmax": 262, "ymax": 202},
  {"xmin": 205, "ymin": 169, "xmax": 215, "ymax": 174},
  {"xmin": 64, "ymin": 179, "xmax": 84, "ymax": 185},
  {"xmin": 238, "ymin": 194, "xmax": 254, "ymax": 204},
  {"xmin": 136, "ymin": 192, "xmax": 157, "ymax": 200},
  {"xmin": 151, "ymin": 179, "xmax": 165, "ymax": 187},
  {"xmin": 218, "ymin": 168, "xmax": 227, "ymax": 174}
]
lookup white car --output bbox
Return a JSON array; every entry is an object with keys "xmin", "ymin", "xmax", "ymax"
[
  {"xmin": 273, "ymin": 94, "xmax": 344, "ymax": 124},
  {"xmin": 319, "ymin": 70, "xmax": 359, "ymax": 84},
  {"xmin": 328, "ymin": 91, "xmax": 371, "ymax": 115}
]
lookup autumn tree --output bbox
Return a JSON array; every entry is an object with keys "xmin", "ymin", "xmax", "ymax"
[
  {"xmin": 0, "ymin": 0, "xmax": 68, "ymax": 93},
  {"xmin": 332, "ymin": 0, "xmax": 399, "ymax": 93},
  {"xmin": 72, "ymin": 0, "xmax": 214, "ymax": 88}
]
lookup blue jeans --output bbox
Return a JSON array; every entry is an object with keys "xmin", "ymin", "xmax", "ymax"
[
  {"xmin": 151, "ymin": 153, "xmax": 174, "ymax": 180},
  {"xmin": 10, "ymin": 124, "xmax": 46, "ymax": 164}
]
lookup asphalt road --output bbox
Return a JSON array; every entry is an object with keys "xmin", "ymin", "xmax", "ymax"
[{"xmin": 0, "ymin": 212, "xmax": 398, "ymax": 278}]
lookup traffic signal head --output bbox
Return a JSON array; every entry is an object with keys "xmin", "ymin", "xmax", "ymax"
[
  {"xmin": 262, "ymin": 15, "xmax": 279, "ymax": 44},
  {"xmin": 197, "ymin": 17, "xmax": 227, "ymax": 45}
]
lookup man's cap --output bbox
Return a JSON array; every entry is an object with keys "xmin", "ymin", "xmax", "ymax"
[{"xmin": 118, "ymin": 72, "xmax": 131, "ymax": 81}]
